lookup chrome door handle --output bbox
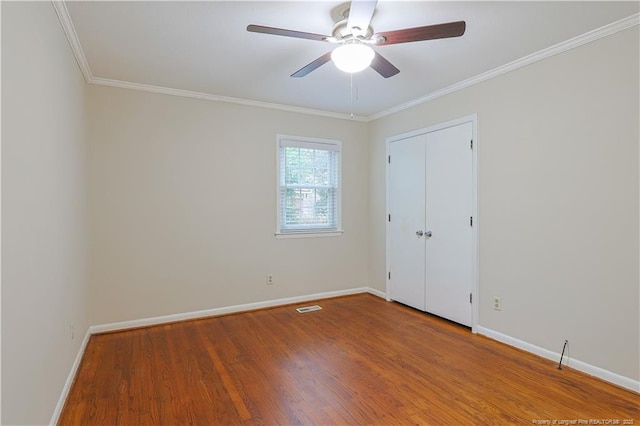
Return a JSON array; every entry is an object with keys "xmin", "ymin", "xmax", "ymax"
[
  {"xmin": 416, "ymin": 230, "xmax": 424, "ymax": 237},
  {"xmin": 424, "ymin": 231, "xmax": 433, "ymax": 238}
]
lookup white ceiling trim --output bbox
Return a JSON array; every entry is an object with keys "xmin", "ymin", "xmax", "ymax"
[
  {"xmin": 369, "ymin": 12, "xmax": 640, "ymax": 121},
  {"xmin": 51, "ymin": 0, "xmax": 91, "ymax": 83},
  {"xmin": 51, "ymin": 1, "xmax": 638, "ymax": 123},
  {"xmin": 90, "ymin": 76, "xmax": 369, "ymax": 122}
]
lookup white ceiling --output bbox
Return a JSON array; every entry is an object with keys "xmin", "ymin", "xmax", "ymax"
[{"xmin": 64, "ymin": 1, "xmax": 639, "ymax": 119}]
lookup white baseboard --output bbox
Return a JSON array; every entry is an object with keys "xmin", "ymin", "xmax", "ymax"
[
  {"xmin": 90, "ymin": 287, "xmax": 385, "ymax": 334},
  {"xmin": 49, "ymin": 328, "xmax": 92, "ymax": 425},
  {"xmin": 367, "ymin": 287, "xmax": 387, "ymax": 299},
  {"xmin": 476, "ymin": 326, "xmax": 639, "ymax": 393}
]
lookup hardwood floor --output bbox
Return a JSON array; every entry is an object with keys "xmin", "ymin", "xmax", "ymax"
[{"xmin": 59, "ymin": 294, "xmax": 639, "ymax": 425}]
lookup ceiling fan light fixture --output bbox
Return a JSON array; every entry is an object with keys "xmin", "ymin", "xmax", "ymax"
[{"xmin": 331, "ymin": 41, "xmax": 375, "ymax": 73}]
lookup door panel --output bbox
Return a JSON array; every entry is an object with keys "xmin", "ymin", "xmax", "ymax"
[
  {"xmin": 388, "ymin": 135, "xmax": 426, "ymax": 311},
  {"xmin": 425, "ymin": 122, "xmax": 473, "ymax": 326}
]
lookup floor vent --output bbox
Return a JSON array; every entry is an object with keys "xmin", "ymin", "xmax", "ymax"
[{"xmin": 296, "ymin": 305, "xmax": 322, "ymax": 313}]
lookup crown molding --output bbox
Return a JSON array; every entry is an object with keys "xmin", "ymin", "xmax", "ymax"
[
  {"xmin": 50, "ymin": 0, "xmax": 366, "ymax": 122},
  {"xmin": 368, "ymin": 13, "xmax": 640, "ymax": 121},
  {"xmin": 51, "ymin": 0, "xmax": 92, "ymax": 83},
  {"xmin": 89, "ymin": 77, "xmax": 368, "ymax": 122},
  {"xmin": 52, "ymin": 0, "xmax": 638, "ymax": 123}
]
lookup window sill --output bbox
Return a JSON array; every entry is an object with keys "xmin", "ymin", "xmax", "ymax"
[{"xmin": 275, "ymin": 230, "xmax": 344, "ymax": 239}]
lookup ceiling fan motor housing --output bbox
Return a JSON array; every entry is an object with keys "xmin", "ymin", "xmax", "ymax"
[{"xmin": 332, "ymin": 17, "xmax": 373, "ymax": 42}]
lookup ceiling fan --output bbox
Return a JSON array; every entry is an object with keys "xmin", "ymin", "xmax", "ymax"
[{"xmin": 247, "ymin": 0, "xmax": 466, "ymax": 78}]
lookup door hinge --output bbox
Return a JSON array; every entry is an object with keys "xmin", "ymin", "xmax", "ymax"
[
  {"xmin": 388, "ymin": 214, "xmax": 391, "ymax": 222},
  {"xmin": 388, "ymin": 272, "xmax": 391, "ymax": 280},
  {"xmin": 470, "ymin": 293, "xmax": 472, "ymax": 303},
  {"xmin": 470, "ymin": 216, "xmax": 473, "ymax": 227},
  {"xmin": 470, "ymin": 139, "xmax": 473, "ymax": 149},
  {"xmin": 388, "ymin": 155, "xmax": 391, "ymax": 164}
]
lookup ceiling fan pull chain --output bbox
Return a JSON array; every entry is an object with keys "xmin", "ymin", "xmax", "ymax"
[{"xmin": 350, "ymin": 73, "xmax": 354, "ymax": 119}]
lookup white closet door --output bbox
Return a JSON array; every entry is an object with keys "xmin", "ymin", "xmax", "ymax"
[
  {"xmin": 388, "ymin": 134, "xmax": 426, "ymax": 311},
  {"xmin": 424, "ymin": 122, "xmax": 473, "ymax": 326}
]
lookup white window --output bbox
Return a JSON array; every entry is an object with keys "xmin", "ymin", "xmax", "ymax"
[{"xmin": 276, "ymin": 134, "xmax": 342, "ymax": 237}]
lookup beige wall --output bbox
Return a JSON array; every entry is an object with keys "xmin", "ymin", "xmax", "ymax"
[
  {"xmin": 87, "ymin": 85, "xmax": 369, "ymax": 324},
  {"xmin": 1, "ymin": 2, "xmax": 90, "ymax": 424},
  {"xmin": 369, "ymin": 27, "xmax": 640, "ymax": 381}
]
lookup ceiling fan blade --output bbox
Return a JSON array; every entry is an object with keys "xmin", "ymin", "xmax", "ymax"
[
  {"xmin": 370, "ymin": 51, "xmax": 400, "ymax": 78},
  {"xmin": 291, "ymin": 52, "xmax": 333, "ymax": 77},
  {"xmin": 347, "ymin": 0, "xmax": 378, "ymax": 32},
  {"xmin": 247, "ymin": 24, "xmax": 329, "ymax": 42},
  {"xmin": 375, "ymin": 21, "xmax": 466, "ymax": 46}
]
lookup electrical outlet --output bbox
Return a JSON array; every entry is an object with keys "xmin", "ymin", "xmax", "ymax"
[
  {"xmin": 70, "ymin": 323, "xmax": 75, "ymax": 340},
  {"xmin": 267, "ymin": 274, "xmax": 274, "ymax": 285},
  {"xmin": 493, "ymin": 296, "xmax": 502, "ymax": 311}
]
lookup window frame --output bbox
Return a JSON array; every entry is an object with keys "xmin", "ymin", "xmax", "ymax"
[{"xmin": 275, "ymin": 134, "xmax": 343, "ymax": 239}]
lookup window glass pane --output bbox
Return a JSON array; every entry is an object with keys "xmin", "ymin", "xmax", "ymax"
[
  {"xmin": 284, "ymin": 147, "xmax": 300, "ymax": 184},
  {"xmin": 284, "ymin": 148, "xmax": 333, "ymax": 186},
  {"xmin": 299, "ymin": 149, "xmax": 313, "ymax": 185},
  {"xmin": 283, "ymin": 188, "xmax": 328, "ymax": 227},
  {"xmin": 284, "ymin": 188, "xmax": 299, "ymax": 225},
  {"xmin": 314, "ymin": 150, "xmax": 329, "ymax": 186}
]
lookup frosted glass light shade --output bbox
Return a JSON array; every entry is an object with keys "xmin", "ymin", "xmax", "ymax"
[{"xmin": 331, "ymin": 43, "xmax": 375, "ymax": 73}]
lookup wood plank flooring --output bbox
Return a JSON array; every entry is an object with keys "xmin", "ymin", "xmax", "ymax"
[{"xmin": 59, "ymin": 294, "xmax": 639, "ymax": 425}]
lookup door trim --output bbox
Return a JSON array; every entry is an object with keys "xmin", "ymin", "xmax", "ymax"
[{"xmin": 385, "ymin": 114, "xmax": 479, "ymax": 333}]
